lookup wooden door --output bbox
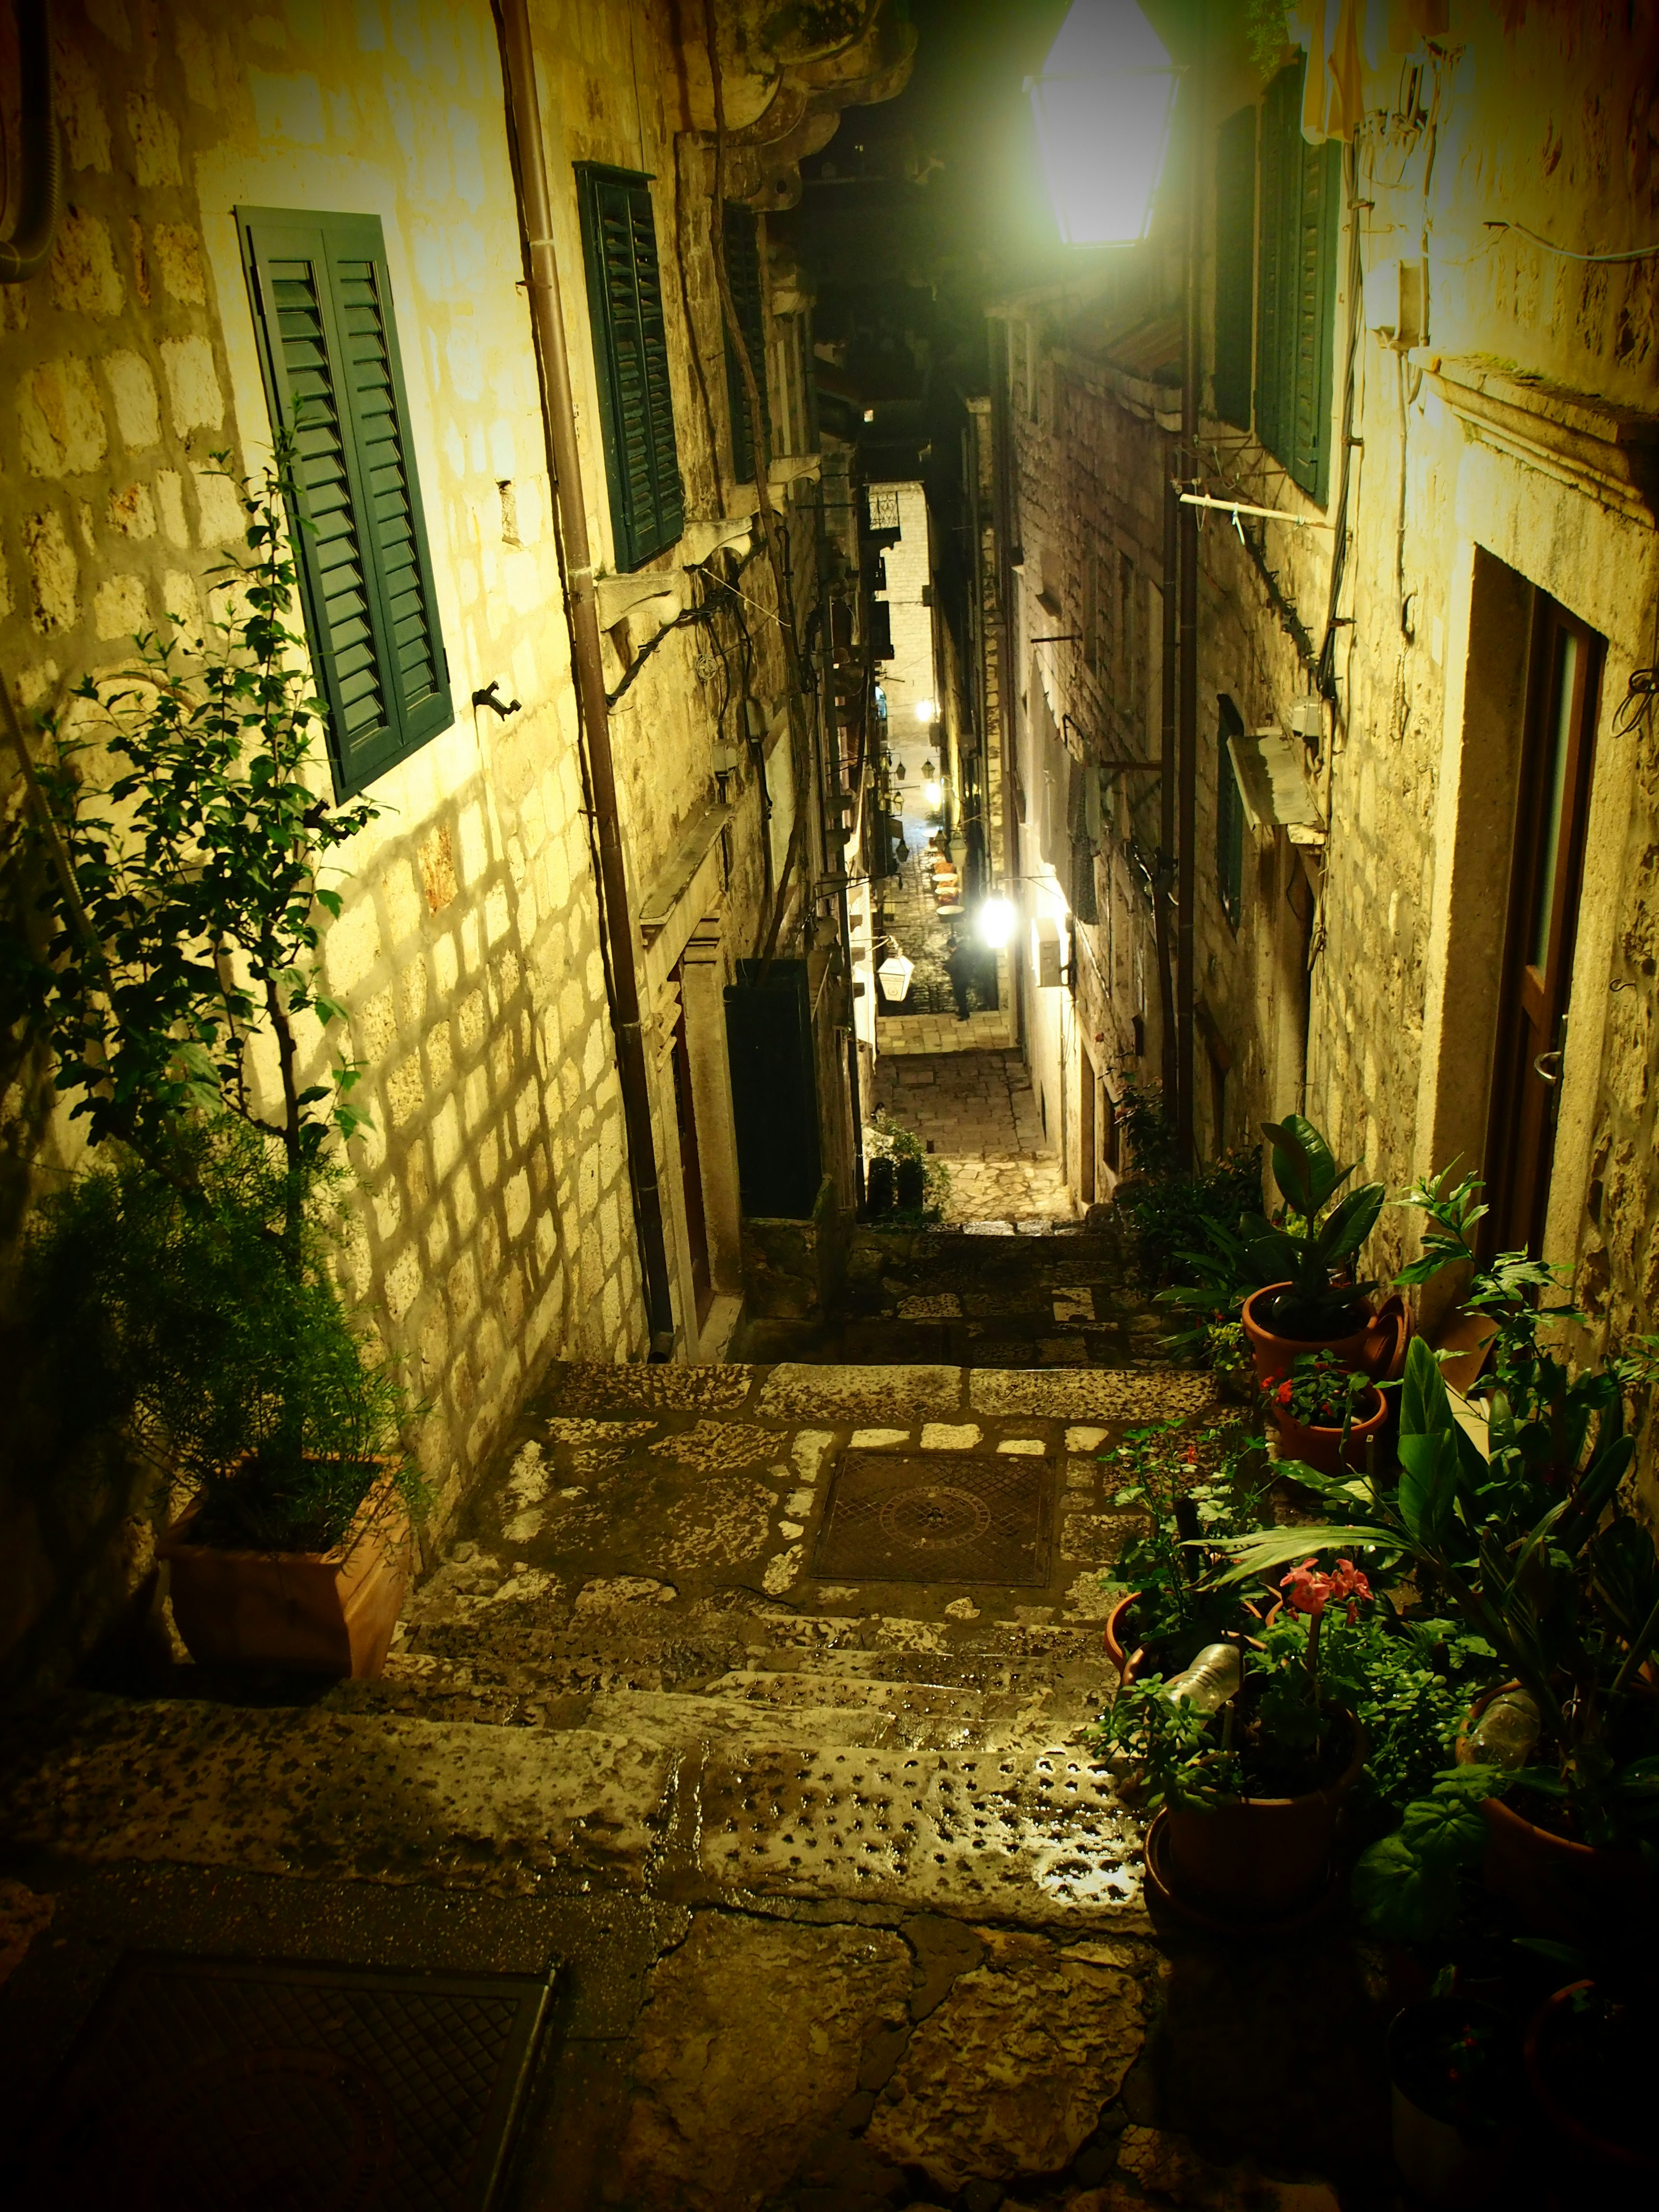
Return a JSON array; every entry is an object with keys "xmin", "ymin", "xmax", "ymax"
[
  {"xmin": 1484, "ymin": 597, "xmax": 1602, "ymax": 1258},
  {"xmin": 669, "ymin": 963, "xmax": 714, "ymax": 1325}
]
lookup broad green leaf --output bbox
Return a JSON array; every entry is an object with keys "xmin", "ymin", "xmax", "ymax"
[
  {"xmin": 1401, "ymin": 1792, "xmax": 1489, "ymax": 1871},
  {"xmin": 1400, "ymin": 1333, "xmax": 1453, "ymax": 1443},
  {"xmin": 1319, "ymin": 1181, "xmax": 1385, "ymax": 1259},
  {"xmin": 1351, "ymin": 1833, "xmax": 1461, "ymax": 1941},
  {"xmin": 1397, "ymin": 1430, "xmax": 1458, "ymax": 1546}
]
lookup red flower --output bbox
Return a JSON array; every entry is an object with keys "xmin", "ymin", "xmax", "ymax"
[
  {"xmin": 1276, "ymin": 1379, "xmax": 1294, "ymax": 1406},
  {"xmin": 1281, "ymin": 1558, "xmax": 1334, "ymax": 1617}
]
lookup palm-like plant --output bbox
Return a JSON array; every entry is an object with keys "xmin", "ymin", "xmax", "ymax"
[{"xmin": 1241, "ymin": 1114, "xmax": 1386, "ymax": 1338}]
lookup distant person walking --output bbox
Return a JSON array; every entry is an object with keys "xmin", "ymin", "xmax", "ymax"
[{"xmin": 944, "ymin": 931, "xmax": 973, "ymax": 1023}]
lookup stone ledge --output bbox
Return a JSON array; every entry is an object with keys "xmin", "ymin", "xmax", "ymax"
[{"xmin": 1422, "ymin": 350, "xmax": 1659, "ymax": 524}]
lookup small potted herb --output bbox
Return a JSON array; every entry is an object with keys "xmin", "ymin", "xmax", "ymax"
[
  {"xmin": 1264, "ymin": 1348, "xmax": 1387, "ymax": 1475},
  {"xmin": 1100, "ymin": 1422, "xmax": 1269, "ymax": 1681}
]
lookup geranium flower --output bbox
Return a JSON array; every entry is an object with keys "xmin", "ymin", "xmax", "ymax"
[
  {"xmin": 1328, "ymin": 1557, "xmax": 1373, "ymax": 1624},
  {"xmin": 1280, "ymin": 1558, "xmax": 1334, "ymax": 1617},
  {"xmin": 1276, "ymin": 1379, "xmax": 1293, "ymax": 1406}
]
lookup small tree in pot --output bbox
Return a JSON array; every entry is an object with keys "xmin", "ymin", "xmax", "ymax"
[
  {"xmin": 4, "ymin": 446, "xmax": 423, "ymax": 1674},
  {"xmin": 1239, "ymin": 1114, "xmax": 1386, "ymax": 1379}
]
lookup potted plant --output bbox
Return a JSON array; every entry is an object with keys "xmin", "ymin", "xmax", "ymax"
[
  {"xmin": 1522, "ymin": 1892, "xmax": 1659, "ymax": 2201},
  {"xmin": 1100, "ymin": 1549, "xmax": 1371, "ymax": 1921},
  {"xmin": 6, "ymin": 445, "xmax": 423, "ymax": 1677},
  {"xmin": 863, "ymin": 1109, "xmax": 949, "ymax": 1224},
  {"xmin": 1264, "ymin": 1348, "xmax": 1387, "ymax": 1475},
  {"xmin": 1099, "ymin": 1421, "xmax": 1272, "ymax": 1681},
  {"xmin": 1387, "ymin": 1994, "xmax": 1524, "ymax": 2209},
  {"xmin": 1223, "ymin": 1319, "xmax": 1659, "ymax": 1936},
  {"xmin": 1238, "ymin": 1114, "xmax": 1385, "ymax": 1383}
]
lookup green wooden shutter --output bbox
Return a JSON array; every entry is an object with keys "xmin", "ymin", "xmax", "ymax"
[
  {"xmin": 1254, "ymin": 68, "xmax": 1341, "ymax": 504},
  {"xmin": 238, "ymin": 207, "xmax": 451, "ymax": 798},
  {"xmin": 575, "ymin": 165, "xmax": 684, "ymax": 572},
  {"xmin": 722, "ymin": 205, "xmax": 771, "ymax": 485},
  {"xmin": 1213, "ymin": 106, "xmax": 1256, "ymax": 431}
]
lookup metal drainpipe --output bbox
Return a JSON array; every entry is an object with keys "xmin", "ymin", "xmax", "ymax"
[
  {"xmin": 1176, "ymin": 67, "xmax": 1202, "ymax": 1173},
  {"xmin": 1157, "ymin": 470, "xmax": 1179, "ymax": 1111},
  {"xmin": 495, "ymin": 0, "xmax": 676, "ymax": 1358},
  {"xmin": 0, "ymin": 0, "xmax": 63, "ymax": 284}
]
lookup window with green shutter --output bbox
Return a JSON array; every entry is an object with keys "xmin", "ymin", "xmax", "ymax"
[
  {"xmin": 238, "ymin": 207, "xmax": 452, "ymax": 799},
  {"xmin": 1255, "ymin": 67, "xmax": 1341, "ymax": 504},
  {"xmin": 1213, "ymin": 105, "xmax": 1256, "ymax": 431},
  {"xmin": 575, "ymin": 164, "xmax": 684, "ymax": 572},
  {"xmin": 722, "ymin": 204, "xmax": 771, "ymax": 484}
]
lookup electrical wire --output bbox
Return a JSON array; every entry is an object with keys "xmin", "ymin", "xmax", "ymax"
[{"xmin": 1484, "ymin": 219, "xmax": 1659, "ymax": 266}]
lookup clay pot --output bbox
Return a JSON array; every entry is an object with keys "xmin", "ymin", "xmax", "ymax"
[
  {"xmin": 1241, "ymin": 1283, "xmax": 1373, "ymax": 1388},
  {"xmin": 1270, "ymin": 1382, "xmax": 1389, "ymax": 1475},
  {"xmin": 158, "ymin": 1472, "xmax": 411, "ymax": 1678},
  {"xmin": 1104, "ymin": 1592, "xmax": 1144, "ymax": 1683},
  {"xmin": 1459, "ymin": 1687, "xmax": 1653, "ymax": 1934},
  {"xmin": 1524, "ymin": 1981, "xmax": 1659, "ymax": 2197},
  {"xmin": 1387, "ymin": 1998, "xmax": 1522, "ymax": 2209},
  {"xmin": 1160, "ymin": 1708, "xmax": 1366, "ymax": 1920}
]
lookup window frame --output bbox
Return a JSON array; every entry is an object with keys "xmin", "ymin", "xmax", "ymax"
[
  {"xmin": 238, "ymin": 205, "xmax": 453, "ymax": 800},
  {"xmin": 574, "ymin": 162, "xmax": 685, "ymax": 573},
  {"xmin": 721, "ymin": 202, "xmax": 771, "ymax": 486}
]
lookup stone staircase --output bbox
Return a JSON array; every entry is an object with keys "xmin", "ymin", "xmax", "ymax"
[{"xmin": 0, "ymin": 1226, "xmax": 1370, "ymax": 2212}]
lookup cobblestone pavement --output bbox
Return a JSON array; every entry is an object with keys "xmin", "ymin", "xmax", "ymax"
[
  {"xmin": 869, "ymin": 1049, "xmax": 1075, "ymax": 1224},
  {"xmin": 0, "ymin": 1230, "xmax": 1400, "ymax": 2210}
]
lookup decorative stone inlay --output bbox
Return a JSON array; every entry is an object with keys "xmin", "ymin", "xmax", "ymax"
[
  {"xmin": 647, "ymin": 1420, "xmax": 785, "ymax": 1475},
  {"xmin": 970, "ymin": 1370, "xmax": 1214, "ymax": 1421},
  {"xmin": 756, "ymin": 1363, "xmax": 963, "ymax": 1424},
  {"xmin": 920, "ymin": 1422, "xmax": 981, "ymax": 1450},
  {"xmin": 699, "ymin": 1744, "xmax": 1139, "ymax": 1921}
]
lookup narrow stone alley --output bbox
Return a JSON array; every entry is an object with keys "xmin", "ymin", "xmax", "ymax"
[{"xmin": 0, "ymin": 1229, "xmax": 1378, "ymax": 2212}]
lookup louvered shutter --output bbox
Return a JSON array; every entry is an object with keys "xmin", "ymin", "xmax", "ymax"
[
  {"xmin": 575, "ymin": 165, "xmax": 684, "ymax": 572},
  {"xmin": 1213, "ymin": 106, "xmax": 1255, "ymax": 432},
  {"xmin": 238, "ymin": 208, "xmax": 451, "ymax": 797},
  {"xmin": 722, "ymin": 205, "xmax": 771, "ymax": 485},
  {"xmin": 1254, "ymin": 69, "xmax": 1341, "ymax": 504}
]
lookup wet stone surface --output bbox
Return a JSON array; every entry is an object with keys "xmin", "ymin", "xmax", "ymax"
[{"xmin": 0, "ymin": 1215, "xmax": 1386, "ymax": 2210}]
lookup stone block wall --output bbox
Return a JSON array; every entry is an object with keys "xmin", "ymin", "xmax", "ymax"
[{"xmin": 0, "ymin": 0, "xmax": 846, "ymax": 1686}]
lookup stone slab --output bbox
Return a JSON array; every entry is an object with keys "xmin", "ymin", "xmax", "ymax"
[
  {"xmin": 754, "ymin": 1363, "xmax": 964, "ymax": 1424},
  {"xmin": 542, "ymin": 1363, "xmax": 754, "ymax": 1412},
  {"xmin": 969, "ymin": 1370, "xmax": 1217, "ymax": 1422},
  {"xmin": 700, "ymin": 1742, "xmax": 1141, "ymax": 1924},
  {"xmin": 0, "ymin": 1699, "xmax": 670, "ymax": 1893}
]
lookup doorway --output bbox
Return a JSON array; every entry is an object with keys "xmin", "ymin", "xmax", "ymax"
[
  {"xmin": 1483, "ymin": 595, "xmax": 1603, "ymax": 1258},
  {"xmin": 669, "ymin": 960, "xmax": 714, "ymax": 1326}
]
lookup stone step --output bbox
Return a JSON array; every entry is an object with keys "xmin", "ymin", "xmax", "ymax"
[
  {"xmin": 343, "ymin": 1655, "xmax": 1105, "ymax": 1755},
  {"xmin": 0, "ymin": 1691, "xmax": 1143, "ymax": 1926}
]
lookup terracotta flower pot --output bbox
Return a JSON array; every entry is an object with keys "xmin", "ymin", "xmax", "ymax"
[
  {"xmin": 1458, "ymin": 1687, "xmax": 1654, "ymax": 1934},
  {"xmin": 1161, "ymin": 1707, "xmax": 1366, "ymax": 1920},
  {"xmin": 1388, "ymin": 1998, "xmax": 1522, "ymax": 2209},
  {"xmin": 1104, "ymin": 1592, "xmax": 1144, "ymax": 1684},
  {"xmin": 1242, "ymin": 1282, "xmax": 1374, "ymax": 1388},
  {"xmin": 1524, "ymin": 1981, "xmax": 1659, "ymax": 2193},
  {"xmin": 158, "ymin": 1471, "xmax": 411, "ymax": 1678},
  {"xmin": 1269, "ymin": 1382, "xmax": 1389, "ymax": 1475}
]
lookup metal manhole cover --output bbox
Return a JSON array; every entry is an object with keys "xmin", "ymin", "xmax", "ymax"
[
  {"xmin": 22, "ymin": 1954, "xmax": 554, "ymax": 2212},
  {"xmin": 813, "ymin": 1452, "xmax": 1052, "ymax": 1585}
]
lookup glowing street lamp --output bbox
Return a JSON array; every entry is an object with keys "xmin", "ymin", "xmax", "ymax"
[
  {"xmin": 922, "ymin": 778, "xmax": 944, "ymax": 810},
  {"xmin": 913, "ymin": 698, "xmax": 938, "ymax": 722},
  {"xmin": 977, "ymin": 895, "xmax": 1015, "ymax": 951},
  {"xmin": 1028, "ymin": 0, "xmax": 1179, "ymax": 248},
  {"xmin": 877, "ymin": 948, "xmax": 915, "ymax": 1000}
]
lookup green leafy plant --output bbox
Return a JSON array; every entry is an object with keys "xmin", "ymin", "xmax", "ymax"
[
  {"xmin": 1105, "ymin": 1420, "xmax": 1271, "ymax": 1660},
  {"xmin": 1213, "ymin": 1335, "xmax": 1659, "ymax": 1856},
  {"xmin": 24, "ymin": 1124, "xmax": 423, "ymax": 1551},
  {"xmin": 1116, "ymin": 1078, "xmax": 1179, "ymax": 1179},
  {"xmin": 1241, "ymin": 1114, "xmax": 1385, "ymax": 1339},
  {"xmin": 864, "ymin": 1108, "xmax": 950, "ymax": 1223},
  {"xmin": 1122, "ymin": 1142, "xmax": 1263, "ymax": 1291},
  {"xmin": 3, "ymin": 444, "xmax": 377, "ymax": 1224},
  {"xmin": 1268, "ymin": 1349, "xmax": 1375, "ymax": 1430},
  {"xmin": 5, "ymin": 442, "xmax": 418, "ymax": 1552}
]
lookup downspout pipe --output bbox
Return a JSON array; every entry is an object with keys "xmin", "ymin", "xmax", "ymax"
[
  {"xmin": 1175, "ymin": 64, "xmax": 1201, "ymax": 1172},
  {"xmin": 0, "ymin": 0, "xmax": 63, "ymax": 284},
  {"xmin": 1157, "ymin": 470, "xmax": 1179, "ymax": 1112},
  {"xmin": 496, "ymin": 0, "xmax": 677, "ymax": 1359}
]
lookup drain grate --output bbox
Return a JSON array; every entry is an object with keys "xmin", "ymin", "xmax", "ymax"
[
  {"xmin": 812, "ymin": 1451, "xmax": 1052, "ymax": 1585},
  {"xmin": 22, "ymin": 1953, "xmax": 553, "ymax": 2211}
]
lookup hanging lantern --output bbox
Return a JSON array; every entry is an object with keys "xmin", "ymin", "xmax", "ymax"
[
  {"xmin": 1028, "ymin": 0, "xmax": 1180, "ymax": 248},
  {"xmin": 877, "ymin": 949, "xmax": 915, "ymax": 1001}
]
